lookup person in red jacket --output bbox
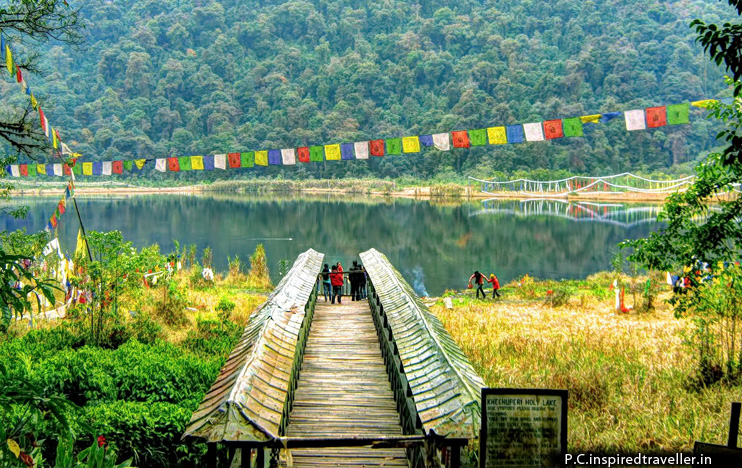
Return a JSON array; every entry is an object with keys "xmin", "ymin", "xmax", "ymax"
[
  {"xmin": 487, "ymin": 273, "xmax": 501, "ymax": 298},
  {"xmin": 330, "ymin": 265, "xmax": 344, "ymax": 304},
  {"xmin": 469, "ymin": 270, "xmax": 486, "ymax": 299}
]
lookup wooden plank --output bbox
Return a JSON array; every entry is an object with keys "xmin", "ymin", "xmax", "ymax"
[{"xmin": 283, "ymin": 302, "xmax": 408, "ymax": 467}]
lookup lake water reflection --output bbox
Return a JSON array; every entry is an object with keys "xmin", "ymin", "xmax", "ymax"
[{"xmin": 1, "ymin": 194, "xmax": 663, "ymax": 296}]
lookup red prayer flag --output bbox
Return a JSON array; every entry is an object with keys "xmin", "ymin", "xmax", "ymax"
[
  {"xmin": 167, "ymin": 157, "xmax": 180, "ymax": 172},
  {"xmin": 112, "ymin": 160, "xmax": 123, "ymax": 174},
  {"xmin": 39, "ymin": 107, "xmax": 46, "ymax": 132},
  {"xmin": 369, "ymin": 140, "xmax": 385, "ymax": 157},
  {"xmin": 646, "ymin": 106, "xmax": 667, "ymax": 128},
  {"xmin": 544, "ymin": 120, "xmax": 564, "ymax": 139},
  {"xmin": 50, "ymin": 214, "xmax": 57, "ymax": 228},
  {"xmin": 16, "ymin": 66, "xmax": 21, "ymax": 83},
  {"xmin": 297, "ymin": 147, "xmax": 310, "ymax": 163},
  {"xmin": 19, "ymin": 164, "xmax": 28, "ymax": 176},
  {"xmin": 452, "ymin": 131, "xmax": 470, "ymax": 148},
  {"xmin": 63, "ymin": 164, "xmax": 71, "ymax": 175},
  {"xmin": 58, "ymin": 201, "xmax": 66, "ymax": 215},
  {"xmin": 228, "ymin": 152, "xmax": 241, "ymax": 168}
]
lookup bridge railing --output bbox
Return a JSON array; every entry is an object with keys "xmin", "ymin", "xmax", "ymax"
[{"xmin": 314, "ymin": 270, "xmax": 368, "ymax": 301}]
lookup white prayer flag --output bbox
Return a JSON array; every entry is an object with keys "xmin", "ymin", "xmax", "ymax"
[
  {"xmin": 155, "ymin": 158, "xmax": 166, "ymax": 172},
  {"xmin": 10, "ymin": 165, "xmax": 20, "ymax": 177},
  {"xmin": 354, "ymin": 141, "xmax": 369, "ymax": 159},
  {"xmin": 53, "ymin": 163, "xmax": 63, "ymax": 176},
  {"xmin": 102, "ymin": 161, "xmax": 112, "ymax": 176},
  {"xmin": 214, "ymin": 154, "xmax": 227, "ymax": 170},
  {"xmin": 43, "ymin": 117, "xmax": 50, "ymax": 138},
  {"xmin": 432, "ymin": 133, "xmax": 450, "ymax": 151},
  {"xmin": 625, "ymin": 110, "xmax": 646, "ymax": 131},
  {"xmin": 523, "ymin": 123, "xmax": 545, "ymax": 142},
  {"xmin": 281, "ymin": 148, "xmax": 296, "ymax": 165}
]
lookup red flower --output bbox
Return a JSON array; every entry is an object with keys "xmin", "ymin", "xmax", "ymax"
[
  {"xmin": 19, "ymin": 452, "xmax": 34, "ymax": 467},
  {"xmin": 546, "ymin": 290, "xmax": 553, "ymax": 295},
  {"xmin": 97, "ymin": 435, "xmax": 106, "ymax": 447}
]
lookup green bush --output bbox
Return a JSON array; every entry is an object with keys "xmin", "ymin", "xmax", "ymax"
[{"xmin": 182, "ymin": 317, "xmax": 241, "ymax": 357}]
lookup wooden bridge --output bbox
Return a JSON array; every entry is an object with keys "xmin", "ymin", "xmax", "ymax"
[{"xmin": 182, "ymin": 249, "xmax": 484, "ymax": 468}]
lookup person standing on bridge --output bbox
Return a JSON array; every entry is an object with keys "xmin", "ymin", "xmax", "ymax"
[
  {"xmin": 487, "ymin": 273, "xmax": 501, "ymax": 298},
  {"xmin": 330, "ymin": 265, "xmax": 343, "ymax": 304},
  {"xmin": 469, "ymin": 270, "xmax": 487, "ymax": 299},
  {"xmin": 349, "ymin": 260, "xmax": 362, "ymax": 301},
  {"xmin": 321, "ymin": 264, "xmax": 332, "ymax": 302}
]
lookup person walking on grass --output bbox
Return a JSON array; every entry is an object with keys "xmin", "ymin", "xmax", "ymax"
[
  {"xmin": 330, "ymin": 265, "xmax": 344, "ymax": 304},
  {"xmin": 321, "ymin": 264, "xmax": 331, "ymax": 302},
  {"xmin": 469, "ymin": 270, "xmax": 487, "ymax": 299},
  {"xmin": 487, "ymin": 273, "xmax": 501, "ymax": 298}
]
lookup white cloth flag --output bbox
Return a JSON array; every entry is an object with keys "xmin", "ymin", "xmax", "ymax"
[
  {"xmin": 155, "ymin": 158, "xmax": 166, "ymax": 172},
  {"xmin": 43, "ymin": 117, "xmax": 50, "ymax": 138},
  {"xmin": 43, "ymin": 238, "xmax": 60, "ymax": 257},
  {"xmin": 214, "ymin": 154, "xmax": 227, "ymax": 170},
  {"xmin": 281, "ymin": 148, "xmax": 296, "ymax": 165},
  {"xmin": 523, "ymin": 123, "xmax": 545, "ymax": 142},
  {"xmin": 102, "ymin": 161, "xmax": 112, "ymax": 176},
  {"xmin": 625, "ymin": 110, "xmax": 646, "ymax": 131},
  {"xmin": 354, "ymin": 142, "xmax": 369, "ymax": 159},
  {"xmin": 10, "ymin": 165, "xmax": 19, "ymax": 177},
  {"xmin": 432, "ymin": 133, "xmax": 450, "ymax": 151},
  {"xmin": 53, "ymin": 164, "xmax": 63, "ymax": 176}
]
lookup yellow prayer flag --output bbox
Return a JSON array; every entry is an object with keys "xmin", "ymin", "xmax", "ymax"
[
  {"xmin": 75, "ymin": 228, "xmax": 88, "ymax": 259},
  {"xmin": 134, "ymin": 159, "xmax": 146, "ymax": 169},
  {"xmin": 52, "ymin": 127, "xmax": 58, "ymax": 149},
  {"xmin": 82, "ymin": 162, "xmax": 93, "ymax": 176},
  {"xmin": 36, "ymin": 164, "xmax": 45, "ymax": 174},
  {"xmin": 402, "ymin": 136, "xmax": 421, "ymax": 153},
  {"xmin": 5, "ymin": 45, "xmax": 12, "ymax": 76},
  {"xmin": 30, "ymin": 93, "xmax": 37, "ymax": 109},
  {"xmin": 191, "ymin": 155, "xmax": 204, "ymax": 170},
  {"xmin": 487, "ymin": 127, "xmax": 507, "ymax": 145},
  {"xmin": 580, "ymin": 114, "xmax": 601, "ymax": 124},
  {"xmin": 691, "ymin": 99, "xmax": 718, "ymax": 109},
  {"xmin": 255, "ymin": 150, "xmax": 268, "ymax": 166},
  {"xmin": 325, "ymin": 144, "xmax": 341, "ymax": 160}
]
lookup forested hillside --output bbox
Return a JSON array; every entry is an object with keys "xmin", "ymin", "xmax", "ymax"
[{"xmin": 5, "ymin": 0, "xmax": 739, "ymax": 180}]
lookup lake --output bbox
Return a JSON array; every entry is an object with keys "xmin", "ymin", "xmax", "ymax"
[{"xmin": 1, "ymin": 194, "xmax": 663, "ymax": 296}]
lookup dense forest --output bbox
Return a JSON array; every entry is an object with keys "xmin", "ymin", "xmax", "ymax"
[{"xmin": 1, "ymin": 0, "xmax": 739, "ymax": 180}]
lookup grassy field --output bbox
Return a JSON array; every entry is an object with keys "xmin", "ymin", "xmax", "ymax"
[{"xmin": 430, "ymin": 278, "xmax": 740, "ymax": 454}]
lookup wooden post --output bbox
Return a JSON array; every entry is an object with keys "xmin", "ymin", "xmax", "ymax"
[
  {"xmin": 241, "ymin": 447, "xmax": 252, "ymax": 468},
  {"xmin": 450, "ymin": 444, "xmax": 461, "ymax": 468},
  {"xmin": 256, "ymin": 446, "xmax": 265, "ymax": 468},
  {"xmin": 207, "ymin": 443, "xmax": 217, "ymax": 468},
  {"xmin": 729, "ymin": 402, "xmax": 741, "ymax": 448}
]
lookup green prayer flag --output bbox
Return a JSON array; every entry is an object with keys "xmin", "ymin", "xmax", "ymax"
[
  {"xmin": 309, "ymin": 145, "xmax": 324, "ymax": 162},
  {"xmin": 179, "ymin": 156, "xmax": 191, "ymax": 171},
  {"xmin": 72, "ymin": 163, "xmax": 82, "ymax": 176},
  {"xmin": 386, "ymin": 138, "xmax": 402, "ymax": 155},
  {"xmin": 469, "ymin": 129, "xmax": 487, "ymax": 146},
  {"xmin": 562, "ymin": 117, "xmax": 584, "ymax": 137},
  {"xmin": 667, "ymin": 103, "xmax": 690, "ymax": 125},
  {"xmin": 241, "ymin": 151, "xmax": 254, "ymax": 168},
  {"xmin": 123, "ymin": 160, "xmax": 133, "ymax": 171}
]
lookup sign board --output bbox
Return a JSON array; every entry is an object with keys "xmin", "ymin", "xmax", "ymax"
[
  {"xmin": 480, "ymin": 388, "xmax": 568, "ymax": 468},
  {"xmin": 693, "ymin": 442, "xmax": 742, "ymax": 467}
]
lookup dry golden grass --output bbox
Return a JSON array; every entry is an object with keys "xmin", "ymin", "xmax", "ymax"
[{"xmin": 432, "ymin": 293, "xmax": 741, "ymax": 453}]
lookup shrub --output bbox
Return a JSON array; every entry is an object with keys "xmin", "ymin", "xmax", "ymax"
[{"xmin": 215, "ymin": 297, "xmax": 236, "ymax": 323}]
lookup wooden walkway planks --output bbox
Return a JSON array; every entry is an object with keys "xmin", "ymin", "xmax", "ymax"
[{"xmin": 284, "ymin": 302, "xmax": 408, "ymax": 467}]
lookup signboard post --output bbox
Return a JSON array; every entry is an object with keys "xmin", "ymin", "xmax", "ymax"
[{"xmin": 480, "ymin": 388, "xmax": 568, "ymax": 468}]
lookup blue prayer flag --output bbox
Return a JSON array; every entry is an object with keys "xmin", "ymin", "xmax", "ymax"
[
  {"xmin": 419, "ymin": 135, "xmax": 434, "ymax": 147},
  {"xmin": 599, "ymin": 112, "xmax": 621, "ymax": 123},
  {"xmin": 506, "ymin": 125, "xmax": 524, "ymax": 144},
  {"xmin": 92, "ymin": 161, "xmax": 102, "ymax": 176},
  {"xmin": 341, "ymin": 143, "xmax": 354, "ymax": 160},
  {"xmin": 203, "ymin": 154, "xmax": 215, "ymax": 170},
  {"xmin": 268, "ymin": 149, "xmax": 282, "ymax": 165},
  {"xmin": 46, "ymin": 164, "xmax": 54, "ymax": 176}
]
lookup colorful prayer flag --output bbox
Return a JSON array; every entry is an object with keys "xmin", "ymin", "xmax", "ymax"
[
  {"xmin": 178, "ymin": 156, "xmax": 191, "ymax": 171},
  {"xmin": 214, "ymin": 154, "xmax": 226, "ymax": 169},
  {"xmin": 72, "ymin": 162, "xmax": 82, "ymax": 176},
  {"xmin": 646, "ymin": 106, "xmax": 667, "ymax": 128},
  {"xmin": 53, "ymin": 163, "xmax": 63, "ymax": 177},
  {"xmin": 432, "ymin": 133, "xmax": 450, "ymax": 151},
  {"xmin": 419, "ymin": 135, "xmax": 434, "ymax": 147},
  {"xmin": 37, "ymin": 164, "xmax": 46, "ymax": 175},
  {"xmin": 402, "ymin": 136, "xmax": 421, "ymax": 153},
  {"xmin": 369, "ymin": 140, "xmax": 385, "ymax": 156},
  {"xmin": 203, "ymin": 155, "xmax": 215, "ymax": 170},
  {"xmin": 297, "ymin": 147, "xmax": 310, "ymax": 163},
  {"xmin": 281, "ymin": 148, "xmax": 296, "ymax": 165},
  {"xmin": 691, "ymin": 99, "xmax": 717, "ymax": 108},
  {"xmin": 580, "ymin": 114, "xmax": 601, "ymax": 124},
  {"xmin": 228, "ymin": 152, "xmax": 241, "ymax": 168},
  {"xmin": 5, "ymin": 45, "xmax": 12, "ymax": 75},
  {"xmin": 44, "ymin": 164, "xmax": 54, "ymax": 176},
  {"xmin": 562, "ymin": 118, "xmax": 584, "ymax": 137},
  {"xmin": 63, "ymin": 163, "xmax": 71, "ymax": 176},
  {"xmin": 599, "ymin": 112, "xmax": 621, "ymax": 123},
  {"xmin": 10, "ymin": 165, "xmax": 19, "ymax": 177},
  {"xmin": 543, "ymin": 120, "xmax": 564, "ymax": 139},
  {"xmin": 123, "ymin": 160, "xmax": 133, "ymax": 171},
  {"xmin": 340, "ymin": 143, "xmax": 354, "ymax": 160},
  {"xmin": 386, "ymin": 138, "xmax": 402, "ymax": 155},
  {"xmin": 667, "ymin": 103, "xmax": 690, "ymax": 125},
  {"xmin": 487, "ymin": 127, "xmax": 507, "ymax": 145},
  {"xmin": 102, "ymin": 161, "xmax": 112, "ymax": 176},
  {"xmin": 255, "ymin": 150, "xmax": 268, "ymax": 166},
  {"xmin": 468, "ymin": 129, "xmax": 487, "ymax": 146},
  {"xmin": 155, "ymin": 158, "xmax": 166, "ymax": 172},
  {"xmin": 325, "ymin": 144, "xmax": 342, "ymax": 160},
  {"xmin": 241, "ymin": 152, "xmax": 254, "ymax": 168},
  {"xmin": 191, "ymin": 155, "xmax": 204, "ymax": 170},
  {"xmin": 451, "ymin": 131, "xmax": 470, "ymax": 148},
  {"xmin": 524, "ymin": 123, "xmax": 545, "ymax": 141},
  {"xmin": 506, "ymin": 125, "xmax": 524, "ymax": 143},
  {"xmin": 113, "ymin": 161, "xmax": 123, "ymax": 174},
  {"xmin": 50, "ymin": 214, "xmax": 57, "ymax": 229},
  {"xmin": 268, "ymin": 149, "xmax": 282, "ymax": 165},
  {"xmin": 624, "ymin": 109, "xmax": 646, "ymax": 131},
  {"xmin": 19, "ymin": 164, "xmax": 28, "ymax": 177},
  {"xmin": 92, "ymin": 161, "xmax": 102, "ymax": 175},
  {"xmin": 309, "ymin": 146, "xmax": 324, "ymax": 162},
  {"xmin": 167, "ymin": 157, "xmax": 180, "ymax": 172},
  {"xmin": 134, "ymin": 159, "xmax": 146, "ymax": 171},
  {"xmin": 354, "ymin": 141, "xmax": 369, "ymax": 159},
  {"xmin": 15, "ymin": 64, "xmax": 21, "ymax": 83}
]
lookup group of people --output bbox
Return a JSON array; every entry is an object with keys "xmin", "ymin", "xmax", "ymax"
[
  {"xmin": 469, "ymin": 270, "xmax": 501, "ymax": 299},
  {"xmin": 321, "ymin": 260, "xmax": 367, "ymax": 304}
]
